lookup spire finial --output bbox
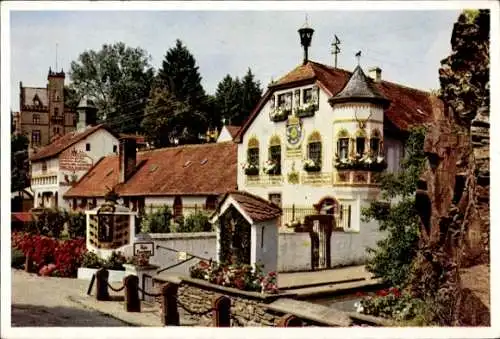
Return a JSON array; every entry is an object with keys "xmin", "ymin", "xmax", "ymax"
[
  {"xmin": 355, "ymin": 51, "xmax": 362, "ymax": 66},
  {"xmin": 305, "ymin": 14, "xmax": 309, "ymax": 27}
]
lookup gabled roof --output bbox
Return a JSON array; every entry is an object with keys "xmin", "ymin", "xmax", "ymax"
[
  {"xmin": 22, "ymin": 87, "xmax": 48, "ymax": 107},
  {"xmin": 30, "ymin": 124, "xmax": 118, "ymax": 162},
  {"xmin": 215, "ymin": 190, "xmax": 282, "ymax": 223},
  {"xmin": 64, "ymin": 141, "xmax": 237, "ymax": 198},
  {"xmin": 234, "ymin": 61, "xmax": 443, "ymax": 142},
  {"xmin": 224, "ymin": 125, "xmax": 241, "ymax": 139}
]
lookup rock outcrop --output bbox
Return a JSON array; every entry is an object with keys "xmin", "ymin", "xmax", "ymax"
[{"xmin": 411, "ymin": 10, "xmax": 490, "ymax": 326}]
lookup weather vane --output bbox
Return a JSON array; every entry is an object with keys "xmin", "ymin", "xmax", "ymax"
[{"xmin": 355, "ymin": 51, "xmax": 362, "ymax": 66}]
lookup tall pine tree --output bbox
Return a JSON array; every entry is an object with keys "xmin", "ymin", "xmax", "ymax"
[{"xmin": 214, "ymin": 68, "xmax": 262, "ymax": 126}]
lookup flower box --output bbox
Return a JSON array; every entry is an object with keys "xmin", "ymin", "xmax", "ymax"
[
  {"xmin": 335, "ymin": 155, "xmax": 387, "ymax": 172},
  {"xmin": 295, "ymin": 104, "xmax": 317, "ymax": 118},
  {"xmin": 263, "ymin": 160, "xmax": 281, "ymax": 175},
  {"xmin": 244, "ymin": 165, "xmax": 259, "ymax": 176},
  {"xmin": 270, "ymin": 107, "xmax": 291, "ymax": 122}
]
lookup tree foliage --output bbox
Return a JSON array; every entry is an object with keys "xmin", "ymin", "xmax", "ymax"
[
  {"xmin": 214, "ymin": 68, "xmax": 262, "ymax": 126},
  {"xmin": 362, "ymin": 126, "xmax": 427, "ymax": 287},
  {"xmin": 143, "ymin": 40, "xmax": 215, "ymax": 145},
  {"xmin": 68, "ymin": 42, "xmax": 154, "ymax": 133},
  {"xmin": 11, "ymin": 133, "xmax": 30, "ymax": 192}
]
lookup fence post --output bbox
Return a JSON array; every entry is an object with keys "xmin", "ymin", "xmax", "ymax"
[
  {"xmin": 277, "ymin": 314, "xmax": 303, "ymax": 327},
  {"xmin": 124, "ymin": 275, "xmax": 141, "ymax": 312},
  {"xmin": 212, "ymin": 295, "xmax": 231, "ymax": 327},
  {"xmin": 24, "ymin": 252, "xmax": 33, "ymax": 273},
  {"xmin": 95, "ymin": 268, "xmax": 110, "ymax": 301},
  {"xmin": 161, "ymin": 283, "xmax": 179, "ymax": 326}
]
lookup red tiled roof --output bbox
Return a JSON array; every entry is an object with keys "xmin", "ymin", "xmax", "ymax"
[
  {"xmin": 217, "ymin": 191, "xmax": 282, "ymax": 222},
  {"xmin": 64, "ymin": 142, "xmax": 237, "ymax": 198},
  {"xmin": 30, "ymin": 124, "xmax": 117, "ymax": 161},
  {"xmin": 235, "ymin": 61, "xmax": 443, "ymax": 141},
  {"xmin": 12, "ymin": 212, "xmax": 33, "ymax": 223},
  {"xmin": 225, "ymin": 125, "xmax": 241, "ymax": 139}
]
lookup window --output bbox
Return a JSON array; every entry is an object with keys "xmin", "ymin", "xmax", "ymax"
[
  {"xmin": 337, "ymin": 138, "xmax": 349, "ymax": 160},
  {"xmin": 32, "ymin": 130, "xmax": 41, "ymax": 145},
  {"xmin": 54, "ymin": 107, "xmax": 59, "ymax": 116},
  {"xmin": 277, "ymin": 93, "xmax": 287, "ymax": 108},
  {"xmin": 53, "ymin": 127, "xmax": 60, "ymax": 134},
  {"xmin": 41, "ymin": 161, "xmax": 47, "ymax": 173},
  {"xmin": 268, "ymin": 193, "xmax": 282, "ymax": 207},
  {"xmin": 303, "ymin": 88, "xmax": 313, "ymax": 104},
  {"xmin": 269, "ymin": 136, "xmax": 282, "ymax": 175},
  {"xmin": 307, "ymin": 131, "xmax": 322, "ymax": 168},
  {"xmin": 308, "ymin": 142, "xmax": 322, "ymax": 166},
  {"xmin": 370, "ymin": 137, "xmax": 380, "ymax": 156},
  {"xmin": 86, "ymin": 143, "xmax": 91, "ymax": 151},
  {"xmin": 33, "ymin": 114, "xmax": 40, "ymax": 125},
  {"xmin": 356, "ymin": 137, "xmax": 365, "ymax": 156},
  {"xmin": 205, "ymin": 196, "xmax": 217, "ymax": 210},
  {"xmin": 113, "ymin": 145, "xmax": 118, "ymax": 153}
]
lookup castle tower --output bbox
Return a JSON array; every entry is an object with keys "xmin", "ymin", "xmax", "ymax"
[
  {"xmin": 47, "ymin": 68, "xmax": 66, "ymax": 140},
  {"xmin": 329, "ymin": 65, "xmax": 390, "ymax": 186}
]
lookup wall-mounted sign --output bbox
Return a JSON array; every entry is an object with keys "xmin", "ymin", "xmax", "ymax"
[{"xmin": 133, "ymin": 241, "xmax": 154, "ymax": 257}]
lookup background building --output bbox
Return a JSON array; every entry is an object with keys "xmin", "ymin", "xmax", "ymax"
[{"xmin": 15, "ymin": 68, "xmax": 77, "ymax": 155}]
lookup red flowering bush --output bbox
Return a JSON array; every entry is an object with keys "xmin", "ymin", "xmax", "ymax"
[
  {"xmin": 12, "ymin": 232, "xmax": 87, "ymax": 278},
  {"xmin": 189, "ymin": 260, "xmax": 279, "ymax": 294}
]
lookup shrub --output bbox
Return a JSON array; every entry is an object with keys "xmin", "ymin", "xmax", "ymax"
[
  {"xmin": 178, "ymin": 211, "xmax": 212, "ymax": 233},
  {"xmin": 11, "ymin": 248, "xmax": 25, "ymax": 269},
  {"xmin": 30, "ymin": 208, "xmax": 67, "ymax": 238},
  {"xmin": 67, "ymin": 211, "xmax": 86, "ymax": 239},
  {"xmin": 140, "ymin": 205, "xmax": 172, "ymax": 233},
  {"xmin": 81, "ymin": 251, "xmax": 104, "ymax": 269},
  {"xmin": 356, "ymin": 288, "xmax": 432, "ymax": 323},
  {"xmin": 103, "ymin": 251, "xmax": 127, "ymax": 271}
]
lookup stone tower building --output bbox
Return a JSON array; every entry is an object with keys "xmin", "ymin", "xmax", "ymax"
[{"xmin": 15, "ymin": 68, "xmax": 77, "ymax": 154}]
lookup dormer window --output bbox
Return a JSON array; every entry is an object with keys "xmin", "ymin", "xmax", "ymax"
[
  {"xmin": 277, "ymin": 93, "xmax": 287, "ymax": 108},
  {"xmin": 303, "ymin": 88, "xmax": 313, "ymax": 104}
]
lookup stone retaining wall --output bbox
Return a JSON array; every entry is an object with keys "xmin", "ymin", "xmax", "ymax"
[{"xmin": 152, "ymin": 278, "xmax": 289, "ymax": 326}]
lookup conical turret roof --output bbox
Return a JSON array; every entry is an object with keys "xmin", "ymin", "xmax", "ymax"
[{"xmin": 329, "ymin": 65, "xmax": 390, "ymax": 108}]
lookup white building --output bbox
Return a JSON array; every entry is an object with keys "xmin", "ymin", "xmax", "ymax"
[
  {"xmin": 64, "ymin": 139, "xmax": 237, "ymax": 216},
  {"xmin": 30, "ymin": 98, "xmax": 119, "ymax": 210},
  {"xmin": 232, "ymin": 24, "xmax": 441, "ymax": 233}
]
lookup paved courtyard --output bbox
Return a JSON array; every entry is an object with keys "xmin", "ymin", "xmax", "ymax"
[{"xmin": 11, "ymin": 269, "xmax": 129, "ymax": 327}]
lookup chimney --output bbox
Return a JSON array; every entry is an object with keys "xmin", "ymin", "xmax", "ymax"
[
  {"xmin": 368, "ymin": 67, "xmax": 382, "ymax": 82},
  {"xmin": 119, "ymin": 137, "xmax": 137, "ymax": 184}
]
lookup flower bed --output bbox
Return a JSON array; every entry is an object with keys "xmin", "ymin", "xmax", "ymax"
[
  {"xmin": 12, "ymin": 232, "xmax": 86, "ymax": 277},
  {"xmin": 189, "ymin": 260, "xmax": 279, "ymax": 294}
]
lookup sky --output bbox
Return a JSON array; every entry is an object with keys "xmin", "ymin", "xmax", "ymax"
[{"xmin": 9, "ymin": 9, "xmax": 461, "ymax": 112}]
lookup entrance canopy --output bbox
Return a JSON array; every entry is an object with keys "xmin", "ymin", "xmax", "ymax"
[{"xmin": 211, "ymin": 191, "xmax": 282, "ymax": 225}]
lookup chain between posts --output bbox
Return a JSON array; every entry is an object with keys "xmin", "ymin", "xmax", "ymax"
[
  {"xmin": 137, "ymin": 286, "xmax": 163, "ymax": 298},
  {"xmin": 176, "ymin": 298, "xmax": 213, "ymax": 316},
  {"xmin": 107, "ymin": 282, "xmax": 125, "ymax": 292}
]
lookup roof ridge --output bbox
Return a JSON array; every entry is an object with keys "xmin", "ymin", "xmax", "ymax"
[{"xmin": 137, "ymin": 141, "xmax": 235, "ymax": 155}]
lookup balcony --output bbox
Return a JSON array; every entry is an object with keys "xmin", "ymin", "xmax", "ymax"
[{"xmin": 50, "ymin": 116, "xmax": 64, "ymax": 125}]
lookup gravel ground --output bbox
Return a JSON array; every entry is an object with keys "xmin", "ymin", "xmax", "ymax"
[{"xmin": 11, "ymin": 269, "xmax": 130, "ymax": 327}]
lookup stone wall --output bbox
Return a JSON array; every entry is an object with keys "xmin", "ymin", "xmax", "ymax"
[{"xmin": 152, "ymin": 278, "xmax": 289, "ymax": 327}]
